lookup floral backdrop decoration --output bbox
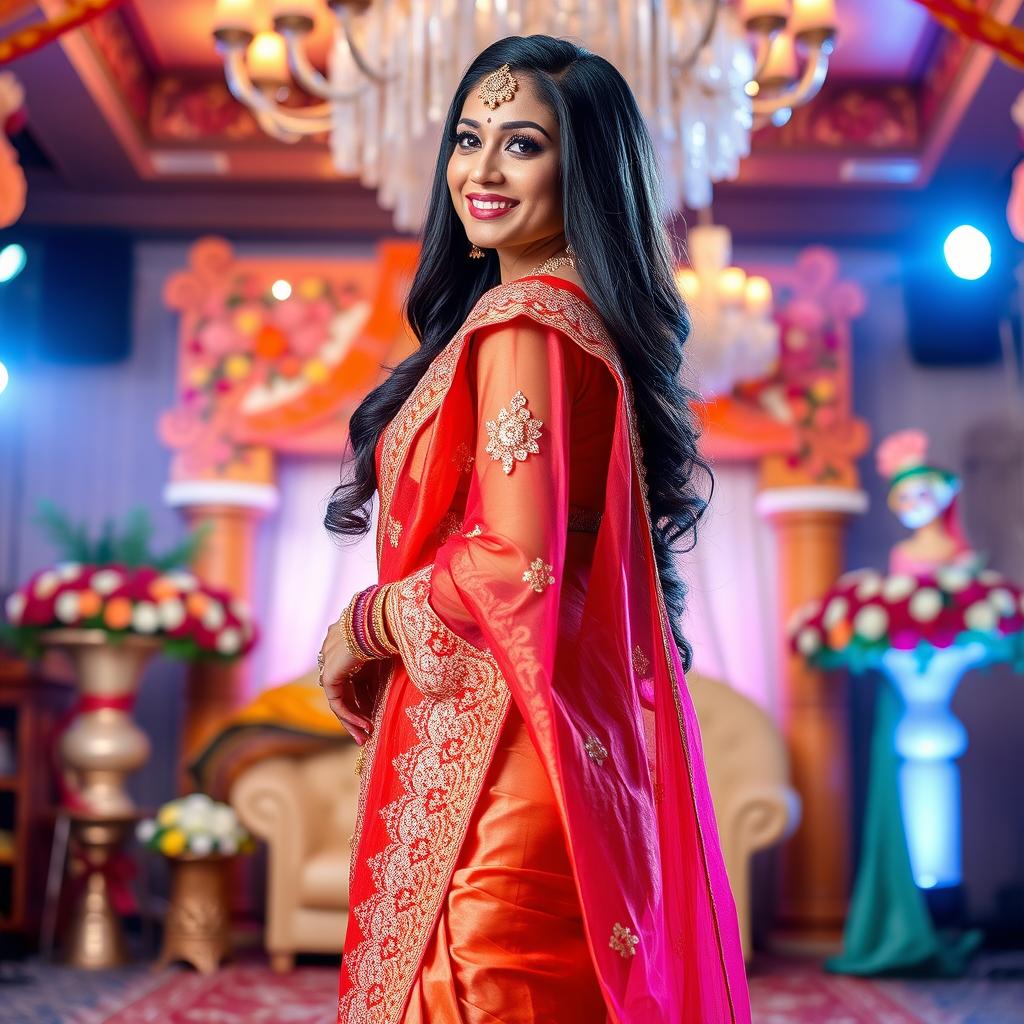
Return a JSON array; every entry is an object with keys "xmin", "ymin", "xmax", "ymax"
[
  {"xmin": 1, "ymin": 499, "xmax": 258, "ymax": 661},
  {"xmin": 159, "ymin": 240, "xmax": 373, "ymax": 481}
]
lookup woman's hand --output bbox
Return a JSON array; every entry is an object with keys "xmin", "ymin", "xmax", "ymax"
[{"xmin": 318, "ymin": 615, "xmax": 372, "ymax": 745}]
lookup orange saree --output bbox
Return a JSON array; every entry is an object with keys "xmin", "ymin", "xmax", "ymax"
[{"xmin": 337, "ymin": 275, "xmax": 751, "ymax": 1024}]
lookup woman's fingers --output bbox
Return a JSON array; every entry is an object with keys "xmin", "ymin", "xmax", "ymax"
[{"xmin": 326, "ymin": 695, "xmax": 369, "ymax": 744}]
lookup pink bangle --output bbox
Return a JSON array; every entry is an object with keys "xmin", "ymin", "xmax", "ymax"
[{"xmin": 351, "ymin": 588, "xmax": 372, "ymax": 658}]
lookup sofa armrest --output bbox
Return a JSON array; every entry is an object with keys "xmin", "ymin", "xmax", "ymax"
[
  {"xmin": 717, "ymin": 783, "xmax": 801, "ymax": 961},
  {"xmin": 725, "ymin": 782, "xmax": 801, "ymax": 857},
  {"xmin": 230, "ymin": 757, "xmax": 317, "ymax": 868}
]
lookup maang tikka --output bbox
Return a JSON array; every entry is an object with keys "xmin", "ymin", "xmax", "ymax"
[
  {"xmin": 468, "ymin": 64, "xmax": 518, "ymax": 258},
  {"xmin": 478, "ymin": 63, "xmax": 518, "ymax": 110}
]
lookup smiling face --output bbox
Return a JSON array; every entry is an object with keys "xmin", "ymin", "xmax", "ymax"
[{"xmin": 446, "ymin": 72, "xmax": 564, "ymax": 260}]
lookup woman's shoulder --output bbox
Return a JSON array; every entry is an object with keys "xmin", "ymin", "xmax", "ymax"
[{"xmin": 467, "ymin": 274, "xmax": 618, "ymax": 368}]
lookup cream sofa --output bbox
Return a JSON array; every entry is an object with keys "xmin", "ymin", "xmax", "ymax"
[{"xmin": 230, "ymin": 672, "xmax": 798, "ymax": 968}]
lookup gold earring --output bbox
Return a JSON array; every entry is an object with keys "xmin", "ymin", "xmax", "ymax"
[{"xmin": 468, "ymin": 243, "xmax": 485, "ymax": 259}]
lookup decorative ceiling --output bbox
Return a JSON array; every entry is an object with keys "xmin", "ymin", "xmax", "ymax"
[{"xmin": 5, "ymin": 0, "xmax": 1023, "ymax": 237}]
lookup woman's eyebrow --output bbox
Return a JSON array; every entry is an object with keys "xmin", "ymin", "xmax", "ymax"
[{"xmin": 457, "ymin": 116, "xmax": 552, "ymax": 140}]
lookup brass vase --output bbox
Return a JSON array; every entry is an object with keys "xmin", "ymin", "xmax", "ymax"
[
  {"xmin": 39, "ymin": 627, "xmax": 160, "ymax": 815},
  {"xmin": 155, "ymin": 853, "xmax": 233, "ymax": 974}
]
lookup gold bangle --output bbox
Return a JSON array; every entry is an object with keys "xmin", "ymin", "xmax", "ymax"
[
  {"xmin": 340, "ymin": 593, "xmax": 368, "ymax": 664},
  {"xmin": 384, "ymin": 582, "xmax": 402, "ymax": 657},
  {"xmin": 371, "ymin": 583, "xmax": 399, "ymax": 656}
]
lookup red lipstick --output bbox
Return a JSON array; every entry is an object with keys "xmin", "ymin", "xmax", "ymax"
[{"xmin": 466, "ymin": 192, "xmax": 520, "ymax": 220}]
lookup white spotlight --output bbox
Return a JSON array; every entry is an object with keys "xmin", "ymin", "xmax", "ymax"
[
  {"xmin": 271, "ymin": 278, "xmax": 292, "ymax": 300},
  {"xmin": 0, "ymin": 244, "xmax": 26, "ymax": 284},
  {"xmin": 943, "ymin": 225, "xmax": 992, "ymax": 282}
]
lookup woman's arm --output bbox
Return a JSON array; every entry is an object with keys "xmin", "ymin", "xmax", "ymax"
[{"xmin": 372, "ymin": 317, "xmax": 577, "ymax": 685}]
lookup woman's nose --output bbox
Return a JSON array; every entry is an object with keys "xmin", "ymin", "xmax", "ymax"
[{"xmin": 469, "ymin": 148, "xmax": 504, "ymax": 185}]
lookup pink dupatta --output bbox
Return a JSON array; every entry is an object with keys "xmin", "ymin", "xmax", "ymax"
[{"xmin": 337, "ymin": 275, "xmax": 751, "ymax": 1023}]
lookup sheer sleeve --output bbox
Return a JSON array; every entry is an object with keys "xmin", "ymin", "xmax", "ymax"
[{"xmin": 385, "ymin": 316, "xmax": 577, "ymax": 679}]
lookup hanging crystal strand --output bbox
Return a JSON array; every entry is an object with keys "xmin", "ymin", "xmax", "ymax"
[
  {"xmin": 492, "ymin": 0, "xmax": 509, "ymax": 39},
  {"xmin": 635, "ymin": 1, "xmax": 653, "ymax": 121},
  {"xmin": 379, "ymin": 11, "xmax": 407, "ymax": 212},
  {"xmin": 427, "ymin": 0, "xmax": 448, "ymax": 123},
  {"xmin": 506, "ymin": 0, "xmax": 524, "ymax": 34},
  {"xmin": 620, "ymin": 0, "xmax": 637, "ymax": 92},
  {"xmin": 329, "ymin": 32, "xmax": 360, "ymax": 175},
  {"xmin": 409, "ymin": 0, "xmax": 428, "ymax": 139},
  {"xmin": 359, "ymin": 3, "xmax": 383, "ymax": 188},
  {"xmin": 457, "ymin": 0, "xmax": 476, "ymax": 85},
  {"xmin": 475, "ymin": 0, "xmax": 494, "ymax": 53},
  {"xmin": 652, "ymin": 0, "xmax": 674, "ymax": 145}
]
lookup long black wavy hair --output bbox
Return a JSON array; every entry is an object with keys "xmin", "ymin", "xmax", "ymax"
[{"xmin": 324, "ymin": 34, "xmax": 712, "ymax": 669}]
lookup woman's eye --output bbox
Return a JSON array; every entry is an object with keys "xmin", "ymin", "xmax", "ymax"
[
  {"xmin": 507, "ymin": 133, "xmax": 541, "ymax": 155},
  {"xmin": 453, "ymin": 130, "xmax": 541, "ymax": 155}
]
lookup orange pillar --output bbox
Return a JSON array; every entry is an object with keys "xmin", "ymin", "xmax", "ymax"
[
  {"xmin": 165, "ymin": 480, "xmax": 279, "ymax": 784},
  {"xmin": 757, "ymin": 485, "xmax": 867, "ymax": 939}
]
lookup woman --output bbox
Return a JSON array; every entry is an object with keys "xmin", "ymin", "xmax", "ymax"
[{"xmin": 319, "ymin": 35, "xmax": 750, "ymax": 1024}]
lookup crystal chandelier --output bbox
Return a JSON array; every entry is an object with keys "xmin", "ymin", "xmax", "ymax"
[
  {"xmin": 675, "ymin": 215, "xmax": 779, "ymax": 397},
  {"xmin": 212, "ymin": 1, "xmax": 837, "ymax": 232}
]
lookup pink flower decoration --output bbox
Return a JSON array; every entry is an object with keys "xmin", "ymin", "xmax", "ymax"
[
  {"xmin": 876, "ymin": 429, "xmax": 929, "ymax": 480},
  {"xmin": 785, "ymin": 298, "xmax": 826, "ymax": 334},
  {"xmin": 198, "ymin": 321, "xmax": 245, "ymax": 357},
  {"xmin": 158, "ymin": 406, "xmax": 206, "ymax": 448},
  {"xmin": 305, "ymin": 298, "xmax": 334, "ymax": 325},
  {"xmin": 237, "ymin": 274, "xmax": 266, "ymax": 302},
  {"xmin": 270, "ymin": 297, "xmax": 309, "ymax": 333},
  {"xmin": 290, "ymin": 324, "xmax": 326, "ymax": 358}
]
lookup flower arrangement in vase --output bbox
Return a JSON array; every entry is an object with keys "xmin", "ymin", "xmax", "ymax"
[{"xmin": 0, "ymin": 500, "xmax": 259, "ymax": 814}]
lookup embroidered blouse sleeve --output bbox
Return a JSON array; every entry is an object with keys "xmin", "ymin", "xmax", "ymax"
[{"xmin": 385, "ymin": 317, "xmax": 577, "ymax": 672}]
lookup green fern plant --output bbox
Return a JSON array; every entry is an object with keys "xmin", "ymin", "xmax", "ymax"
[{"xmin": 31, "ymin": 499, "xmax": 212, "ymax": 570}]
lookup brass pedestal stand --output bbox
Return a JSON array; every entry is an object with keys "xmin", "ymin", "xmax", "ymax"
[
  {"xmin": 155, "ymin": 853, "xmax": 234, "ymax": 974},
  {"xmin": 61, "ymin": 811, "xmax": 142, "ymax": 968}
]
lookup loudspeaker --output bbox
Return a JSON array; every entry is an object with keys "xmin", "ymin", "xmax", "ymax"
[{"xmin": 0, "ymin": 230, "xmax": 133, "ymax": 364}]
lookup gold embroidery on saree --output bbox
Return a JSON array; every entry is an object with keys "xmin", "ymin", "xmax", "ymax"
[
  {"xmin": 452, "ymin": 441, "xmax": 475, "ymax": 473},
  {"xmin": 632, "ymin": 644, "xmax": 651, "ymax": 678},
  {"xmin": 338, "ymin": 566, "xmax": 511, "ymax": 1024},
  {"xmin": 584, "ymin": 734, "xmax": 609, "ymax": 766},
  {"xmin": 522, "ymin": 556, "xmax": 555, "ymax": 593},
  {"xmin": 386, "ymin": 515, "xmax": 403, "ymax": 548},
  {"xmin": 609, "ymin": 922, "xmax": 640, "ymax": 958},
  {"xmin": 485, "ymin": 389, "xmax": 543, "ymax": 474},
  {"xmin": 437, "ymin": 509, "xmax": 461, "ymax": 544}
]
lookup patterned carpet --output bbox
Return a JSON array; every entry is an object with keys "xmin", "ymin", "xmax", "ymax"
[{"xmin": 0, "ymin": 954, "xmax": 1022, "ymax": 1023}]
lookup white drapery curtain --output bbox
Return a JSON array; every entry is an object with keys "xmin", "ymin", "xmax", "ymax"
[
  {"xmin": 678, "ymin": 462, "xmax": 780, "ymax": 718},
  {"xmin": 247, "ymin": 456, "xmax": 379, "ymax": 694},
  {"xmin": 246, "ymin": 458, "xmax": 780, "ymax": 718}
]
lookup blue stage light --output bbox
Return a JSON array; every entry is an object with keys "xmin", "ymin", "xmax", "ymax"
[
  {"xmin": 942, "ymin": 225, "xmax": 992, "ymax": 281},
  {"xmin": 0, "ymin": 360, "xmax": 8, "ymax": 397},
  {"xmin": 0, "ymin": 243, "xmax": 27, "ymax": 284}
]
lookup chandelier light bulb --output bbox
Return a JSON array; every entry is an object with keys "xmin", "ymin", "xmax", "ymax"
[
  {"xmin": 761, "ymin": 32, "xmax": 798, "ymax": 84},
  {"xmin": 744, "ymin": 275, "xmax": 773, "ymax": 315},
  {"xmin": 271, "ymin": 0, "xmax": 317, "ymax": 21},
  {"xmin": 790, "ymin": 0, "xmax": 837, "ymax": 37},
  {"xmin": 249, "ymin": 31, "xmax": 290, "ymax": 85},
  {"xmin": 213, "ymin": 0, "xmax": 257, "ymax": 36},
  {"xmin": 718, "ymin": 267, "xmax": 748, "ymax": 305},
  {"xmin": 740, "ymin": 0, "xmax": 791, "ymax": 31},
  {"xmin": 675, "ymin": 268, "xmax": 700, "ymax": 301}
]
